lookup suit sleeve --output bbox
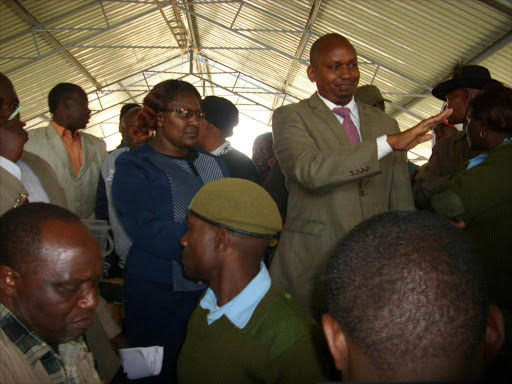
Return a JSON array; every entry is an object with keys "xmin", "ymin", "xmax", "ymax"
[
  {"xmin": 389, "ymin": 120, "xmax": 414, "ymax": 210},
  {"xmin": 112, "ymin": 153, "xmax": 183, "ymax": 260},
  {"xmin": 272, "ymin": 106, "xmax": 381, "ymax": 192}
]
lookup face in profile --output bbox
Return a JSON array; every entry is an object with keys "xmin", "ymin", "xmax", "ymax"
[
  {"xmin": 65, "ymin": 90, "xmax": 91, "ymax": 132},
  {"xmin": 121, "ymin": 108, "xmax": 150, "ymax": 149},
  {"xmin": 307, "ymin": 37, "xmax": 360, "ymax": 106},
  {"xmin": 13, "ymin": 220, "xmax": 102, "ymax": 344},
  {"xmin": 181, "ymin": 214, "xmax": 219, "ymax": 282},
  {"xmin": 0, "ymin": 75, "xmax": 27, "ymax": 155},
  {"xmin": 446, "ymin": 89, "xmax": 469, "ymax": 126}
]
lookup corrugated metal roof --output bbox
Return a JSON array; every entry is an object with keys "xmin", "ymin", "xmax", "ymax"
[{"xmin": 1, "ymin": 0, "xmax": 510, "ymax": 160}]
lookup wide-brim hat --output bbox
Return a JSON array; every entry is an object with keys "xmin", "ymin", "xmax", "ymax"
[{"xmin": 431, "ymin": 65, "xmax": 495, "ymax": 101}]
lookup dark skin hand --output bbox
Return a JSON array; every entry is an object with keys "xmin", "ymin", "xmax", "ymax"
[
  {"xmin": 110, "ymin": 332, "xmax": 130, "ymax": 356},
  {"xmin": 0, "ymin": 119, "xmax": 27, "ymax": 162}
]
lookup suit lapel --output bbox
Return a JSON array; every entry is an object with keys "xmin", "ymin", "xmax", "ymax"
[
  {"xmin": 357, "ymin": 102, "xmax": 374, "ymax": 142},
  {"xmin": 308, "ymin": 93, "xmax": 350, "ymax": 146}
]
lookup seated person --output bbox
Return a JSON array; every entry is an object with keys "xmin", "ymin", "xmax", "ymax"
[
  {"xmin": 322, "ymin": 210, "xmax": 504, "ymax": 382},
  {"xmin": 177, "ymin": 178, "xmax": 330, "ymax": 384},
  {"xmin": 0, "ymin": 203, "xmax": 103, "ymax": 383}
]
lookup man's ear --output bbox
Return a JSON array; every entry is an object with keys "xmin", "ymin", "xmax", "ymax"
[
  {"xmin": 485, "ymin": 304, "xmax": 505, "ymax": 364},
  {"xmin": 322, "ymin": 313, "xmax": 349, "ymax": 372},
  {"xmin": 214, "ymin": 226, "xmax": 229, "ymax": 253},
  {"xmin": 0, "ymin": 265, "xmax": 20, "ymax": 297},
  {"xmin": 307, "ymin": 65, "xmax": 316, "ymax": 83}
]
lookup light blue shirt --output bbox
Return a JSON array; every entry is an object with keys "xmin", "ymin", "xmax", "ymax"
[
  {"xmin": 199, "ymin": 262, "xmax": 271, "ymax": 329},
  {"xmin": 467, "ymin": 138, "xmax": 511, "ymax": 170}
]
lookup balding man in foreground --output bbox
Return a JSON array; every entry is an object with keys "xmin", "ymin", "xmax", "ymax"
[
  {"xmin": 270, "ymin": 33, "xmax": 451, "ymax": 317},
  {"xmin": 323, "ymin": 210, "xmax": 504, "ymax": 382},
  {"xmin": 0, "ymin": 203, "xmax": 103, "ymax": 383}
]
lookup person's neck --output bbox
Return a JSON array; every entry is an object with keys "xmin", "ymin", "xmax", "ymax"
[
  {"xmin": 209, "ymin": 258, "xmax": 261, "ymax": 306},
  {"xmin": 53, "ymin": 118, "xmax": 76, "ymax": 133},
  {"xmin": 149, "ymin": 136, "xmax": 189, "ymax": 157},
  {"xmin": 206, "ymin": 135, "xmax": 226, "ymax": 153}
]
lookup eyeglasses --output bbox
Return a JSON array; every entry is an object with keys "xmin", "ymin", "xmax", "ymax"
[{"xmin": 164, "ymin": 108, "xmax": 205, "ymax": 119}]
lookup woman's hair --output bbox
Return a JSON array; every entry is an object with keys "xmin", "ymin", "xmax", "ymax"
[
  {"xmin": 134, "ymin": 80, "xmax": 201, "ymax": 137},
  {"xmin": 470, "ymin": 82, "xmax": 512, "ymax": 133}
]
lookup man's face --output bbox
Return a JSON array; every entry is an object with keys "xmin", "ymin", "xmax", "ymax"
[
  {"xmin": 252, "ymin": 137, "xmax": 275, "ymax": 174},
  {"xmin": 65, "ymin": 90, "xmax": 91, "ymax": 132},
  {"xmin": 0, "ymin": 76, "xmax": 27, "ymax": 158},
  {"xmin": 121, "ymin": 109, "xmax": 148, "ymax": 149},
  {"xmin": 446, "ymin": 89, "xmax": 469, "ymax": 125},
  {"xmin": 13, "ymin": 220, "xmax": 102, "ymax": 344},
  {"xmin": 307, "ymin": 38, "xmax": 360, "ymax": 106},
  {"xmin": 181, "ymin": 214, "xmax": 219, "ymax": 282}
]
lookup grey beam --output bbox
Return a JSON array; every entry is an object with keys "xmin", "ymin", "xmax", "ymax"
[{"xmin": 5, "ymin": 0, "xmax": 103, "ymax": 90}]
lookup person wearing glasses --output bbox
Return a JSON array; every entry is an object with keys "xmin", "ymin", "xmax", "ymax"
[{"xmin": 112, "ymin": 80, "xmax": 228, "ymax": 383}]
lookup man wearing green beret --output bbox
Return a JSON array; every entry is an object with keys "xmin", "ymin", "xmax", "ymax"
[{"xmin": 177, "ymin": 178, "xmax": 330, "ymax": 384}]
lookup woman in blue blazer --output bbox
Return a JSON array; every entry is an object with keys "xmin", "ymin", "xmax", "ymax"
[{"xmin": 113, "ymin": 80, "xmax": 228, "ymax": 383}]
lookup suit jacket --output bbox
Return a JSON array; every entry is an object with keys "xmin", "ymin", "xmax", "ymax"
[
  {"xmin": 270, "ymin": 93, "xmax": 413, "ymax": 317},
  {"xmin": 24, "ymin": 123, "xmax": 107, "ymax": 218},
  {"xmin": 0, "ymin": 151, "xmax": 67, "ymax": 215}
]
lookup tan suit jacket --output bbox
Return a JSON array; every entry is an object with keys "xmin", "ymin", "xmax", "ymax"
[
  {"xmin": 270, "ymin": 93, "xmax": 414, "ymax": 317},
  {"xmin": 24, "ymin": 123, "xmax": 107, "ymax": 219},
  {"xmin": 0, "ymin": 151, "xmax": 67, "ymax": 215}
]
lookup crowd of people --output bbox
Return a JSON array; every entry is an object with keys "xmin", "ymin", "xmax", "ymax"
[{"xmin": 0, "ymin": 31, "xmax": 510, "ymax": 383}]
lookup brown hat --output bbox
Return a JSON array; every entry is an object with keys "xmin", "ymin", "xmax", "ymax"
[
  {"xmin": 431, "ymin": 65, "xmax": 496, "ymax": 101},
  {"xmin": 189, "ymin": 178, "xmax": 282, "ymax": 238},
  {"xmin": 355, "ymin": 85, "xmax": 390, "ymax": 106}
]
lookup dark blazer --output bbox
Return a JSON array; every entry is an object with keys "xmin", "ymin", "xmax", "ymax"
[
  {"xmin": 270, "ymin": 93, "xmax": 414, "ymax": 317},
  {"xmin": 220, "ymin": 148, "xmax": 261, "ymax": 184}
]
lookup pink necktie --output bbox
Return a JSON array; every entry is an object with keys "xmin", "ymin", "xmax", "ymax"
[{"xmin": 332, "ymin": 107, "xmax": 360, "ymax": 144}]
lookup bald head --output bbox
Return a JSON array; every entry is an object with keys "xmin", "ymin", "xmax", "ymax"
[{"xmin": 310, "ymin": 33, "xmax": 354, "ymax": 68}]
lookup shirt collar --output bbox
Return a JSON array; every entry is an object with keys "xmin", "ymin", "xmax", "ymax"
[
  {"xmin": 0, "ymin": 303, "xmax": 87, "ymax": 384},
  {"xmin": 199, "ymin": 262, "xmax": 271, "ymax": 329},
  {"xmin": 52, "ymin": 121, "xmax": 80, "ymax": 141},
  {"xmin": 317, "ymin": 92, "xmax": 357, "ymax": 116},
  {"xmin": 211, "ymin": 141, "xmax": 232, "ymax": 156}
]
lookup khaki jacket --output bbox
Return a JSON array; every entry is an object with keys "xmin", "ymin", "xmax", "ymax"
[
  {"xmin": 24, "ymin": 123, "xmax": 107, "ymax": 219},
  {"xmin": 270, "ymin": 93, "xmax": 413, "ymax": 317},
  {"xmin": 0, "ymin": 151, "xmax": 67, "ymax": 215}
]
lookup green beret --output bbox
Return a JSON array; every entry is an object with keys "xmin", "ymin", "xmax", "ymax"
[{"xmin": 189, "ymin": 178, "xmax": 282, "ymax": 238}]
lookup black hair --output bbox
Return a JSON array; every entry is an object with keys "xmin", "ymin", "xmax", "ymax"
[
  {"xmin": 309, "ymin": 33, "xmax": 353, "ymax": 68},
  {"xmin": 0, "ymin": 203, "xmax": 81, "ymax": 275},
  {"xmin": 120, "ymin": 103, "xmax": 141, "ymax": 120},
  {"xmin": 254, "ymin": 132, "xmax": 273, "ymax": 145},
  {"xmin": 326, "ymin": 210, "xmax": 488, "ymax": 378},
  {"xmin": 469, "ymin": 82, "xmax": 511, "ymax": 133},
  {"xmin": 48, "ymin": 83, "xmax": 85, "ymax": 114},
  {"xmin": 202, "ymin": 96, "xmax": 239, "ymax": 137}
]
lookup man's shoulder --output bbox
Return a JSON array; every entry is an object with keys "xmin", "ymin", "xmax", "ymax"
[
  {"xmin": 80, "ymin": 131, "xmax": 107, "ymax": 150},
  {"xmin": 245, "ymin": 285, "xmax": 318, "ymax": 358},
  {"xmin": 26, "ymin": 124, "xmax": 52, "ymax": 140}
]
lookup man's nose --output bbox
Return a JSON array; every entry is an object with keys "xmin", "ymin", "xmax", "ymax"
[{"xmin": 78, "ymin": 284, "xmax": 99, "ymax": 310}]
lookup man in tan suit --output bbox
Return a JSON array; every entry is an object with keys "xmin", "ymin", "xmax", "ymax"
[
  {"xmin": 270, "ymin": 33, "xmax": 451, "ymax": 318},
  {"xmin": 24, "ymin": 83, "xmax": 107, "ymax": 219},
  {"xmin": 0, "ymin": 73, "xmax": 67, "ymax": 213}
]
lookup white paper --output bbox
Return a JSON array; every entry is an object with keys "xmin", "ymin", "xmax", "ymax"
[{"xmin": 119, "ymin": 346, "xmax": 164, "ymax": 380}]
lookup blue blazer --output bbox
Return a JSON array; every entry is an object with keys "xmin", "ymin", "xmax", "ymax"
[{"xmin": 112, "ymin": 144, "xmax": 228, "ymax": 286}]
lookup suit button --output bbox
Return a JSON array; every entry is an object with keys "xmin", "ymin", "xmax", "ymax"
[
  {"xmin": 74, "ymin": 202, "xmax": 80, "ymax": 207},
  {"xmin": 349, "ymin": 170, "xmax": 355, "ymax": 176},
  {"xmin": 359, "ymin": 168, "xmax": 365, "ymax": 173},
  {"xmin": 360, "ymin": 189, "xmax": 367, "ymax": 197}
]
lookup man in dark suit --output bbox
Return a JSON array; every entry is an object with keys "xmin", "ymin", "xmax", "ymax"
[{"xmin": 270, "ymin": 33, "xmax": 451, "ymax": 318}]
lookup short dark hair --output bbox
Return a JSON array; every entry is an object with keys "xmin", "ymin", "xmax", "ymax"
[
  {"xmin": 48, "ymin": 83, "xmax": 85, "ymax": 114},
  {"xmin": 120, "ymin": 103, "xmax": 141, "ymax": 121},
  {"xmin": 0, "ymin": 203, "xmax": 81, "ymax": 275},
  {"xmin": 136, "ymin": 80, "xmax": 201, "ymax": 134},
  {"xmin": 469, "ymin": 82, "xmax": 512, "ymax": 133},
  {"xmin": 202, "ymin": 96, "xmax": 239, "ymax": 137},
  {"xmin": 254, "ymin": 132, "xmax": 273, "ymax": 146},
  {"xmin": 326, "ymin": 210, "xmax": 488, "ymax": 377},
  {"xmin": 309, "ymin": 33, "xmax": 352, "ymax": 68}
]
